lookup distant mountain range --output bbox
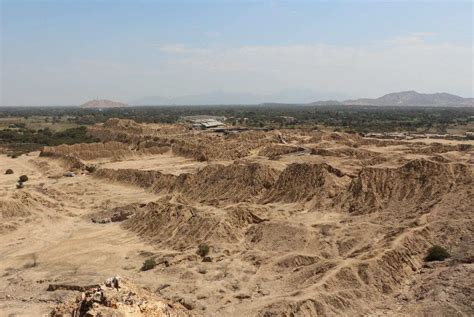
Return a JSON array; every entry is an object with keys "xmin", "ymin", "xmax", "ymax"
[
  {"xmin": 87, "ymin": 91, "xmax": 472, "ymax": 108},
  {"xmin": 310, "ymin": 91, "xmax": 473, "ymax": 107},
  {"xmin": 81, "ymin": 99, "xmax": 128, "ymax": 108},
  {"xmin": 131, "ymin": 90, "xmax": 350, "ymax": 106}
]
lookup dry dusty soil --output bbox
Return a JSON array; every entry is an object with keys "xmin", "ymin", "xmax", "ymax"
[{"xmin": 1, "ymin": 119, "xmax": 473, "ymax": 316}]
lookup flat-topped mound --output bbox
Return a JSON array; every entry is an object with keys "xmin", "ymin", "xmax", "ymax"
[{"xmin": 80, "ymin": 99, "xmax": 127, "ymax": 108}]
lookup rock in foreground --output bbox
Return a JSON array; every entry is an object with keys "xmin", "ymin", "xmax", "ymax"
[{"xmin": 50, "ymin": 277, "xmax": 192, "ymax": 317}]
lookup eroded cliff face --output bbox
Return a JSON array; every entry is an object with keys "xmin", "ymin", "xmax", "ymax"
[
  {"xmin": 262, "ymin": 163, "xmax": 348, "ymax": 205},
  {"xmin": 344, "ymin": 159, "xmax": 471, "ymax": 214}
]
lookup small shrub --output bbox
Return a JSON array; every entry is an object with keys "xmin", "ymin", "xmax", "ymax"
[
  {"xmin": 425, "ymin": 245, "xmax": 450, "ymax": 262},
  {"xmin": 19, "ymin": 175, "xmax": 29, "ymax": 182},
  {"xmin": 5, "ymin": 169, "xmax": 14, "ymax": 175},
  {"xmin": 196, "ymin": 244, "xmax": 210, "ymax": 258},
  {"xmin": 138, "ymin": 250, "xmax": 155, "ymax": 257},
  {"xmin": 141, "ymin": 258, "xmax": 157, "ymax": 271},
  {"xmin": 85, "ymin": 165, "xmax": 96, "ymax": 173},
  {"xmin": 196, "ymin": 153, "xmax": 208, "ymax": 162}
]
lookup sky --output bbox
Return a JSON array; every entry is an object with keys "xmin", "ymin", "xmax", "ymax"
[{"xmin": 1, "ymin": 0, "xmax": 473, "ymax": 106}]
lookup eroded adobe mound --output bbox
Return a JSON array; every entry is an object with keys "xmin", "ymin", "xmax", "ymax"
[
  {"xmin": 406, "ymin": 142, "xmax": 472, "ymax": 155},
  {"xmin": 95, "ymin": 168, "xmax": 177, "ymax": 193},
  {"xmin": 0, "ymin": 191, "xmax": 53, "ymax": 233},
  {"xmin": 174, "ymin": 163, "xmax": 278, "ymax": 203},
  {"xmin": 0, "ymin": 192, "xmax": 36, "ymax": 218},
  {"xmin": 305, "ymin": 131, "xmax": 363, "ymax": 146},
  {"xmin": 311, "ymin": 147, "xmax": 386, "ymax": 165},
  {"xmin": 123, "ymin": 201, "xmax": 266, "ymax": 249},
  {"xmin": 96, "ymin": 162, "xmax": 279, "ymax": 204},
  {"xmin": 263, "ymin": 163, "xmax": 348, "ymax": 205},
  {"xmin": 344, "ymin": 159, "xmax": 471, "ymax": 214},
  {"xmin": 41, "ymin": 141, "xmax": 170, "ymax": 165},
  {"xmin": 258, "ymin": 144, "xmax": 306, "ymax": 158},
  {"xmin": 41, "ymin": 142, "xmax": 131, "ymax": 161}
]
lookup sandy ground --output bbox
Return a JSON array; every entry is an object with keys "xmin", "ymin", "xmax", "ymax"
[
  {"xmin": 1, "ymin": 122, "xmax": 473, "ymax": 316},
  {"xmin": 0, "ymin": 154, "xmax": 163, "ymax": 316},
  {"xmin": 87, "ymin": 152, "xmax": 229, "ymax": 175}
]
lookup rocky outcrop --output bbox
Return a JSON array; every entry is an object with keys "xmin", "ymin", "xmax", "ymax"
[{"xmin": 50, "ymin": 277, "xmax": 192, "ymax": 317}]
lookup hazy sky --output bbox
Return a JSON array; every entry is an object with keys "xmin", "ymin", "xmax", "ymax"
[{"xmin": 1, "ymin": 0, "xmax": 473, "ymax": 106}]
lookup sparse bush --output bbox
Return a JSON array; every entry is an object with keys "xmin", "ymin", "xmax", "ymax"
[
  {"xmin": 5, "ymin": 169, "xmax": 14, "ymax": 175},
  {"xmin": 196, "ymin": 154, "xmax": 208, "ymax": 162},
  {"xmin": 19, "ymin": 175, "xmax": 29, "ymax": 182},
  {"xmin": 425, "ymin": 245, "xmax": 450, "ymax": 262},
  {"xmin": 85, "ymin": 165, "xmax": 96, "ymax": 173},
  {"xmin": 196, "ymin": 244, "xmax": 210, "ymax": 258},
  {"xmin": 141, "ymin": 258, "xmax": 157, "ymax": 271}
]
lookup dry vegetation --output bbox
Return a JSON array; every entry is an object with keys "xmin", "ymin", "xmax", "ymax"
[{"xmin": 0, "ymin": 118, "xmax": 472, "ymax": 316}]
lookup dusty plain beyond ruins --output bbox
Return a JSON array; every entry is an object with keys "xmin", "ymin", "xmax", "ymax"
[{"xmin": 0, "ymin": 118, "xmax": 473, "ymax": 316}]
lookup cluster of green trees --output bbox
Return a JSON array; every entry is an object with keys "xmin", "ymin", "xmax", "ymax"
[
  {"xmin": 0, "ymin": 126, "xmax": 99, "ymax": 154},
  {"xmin": 2, "ymin": 105, "xmax": 472, "ymax": 132}
]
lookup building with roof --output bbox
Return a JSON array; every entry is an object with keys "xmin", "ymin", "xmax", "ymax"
[{"xmin": 181, "ymin": 115, "xmax": 226, "ymax": 129}]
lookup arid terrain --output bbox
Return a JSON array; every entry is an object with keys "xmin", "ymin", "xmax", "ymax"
[{"xmin": 1, "ymin": 118, "xmax": 472, "ymax": 316}]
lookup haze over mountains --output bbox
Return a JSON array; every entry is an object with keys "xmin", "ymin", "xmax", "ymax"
[
  {"xmin": 310, "ymin": 91, "xmax": 474, "ymax": 107},
  {"xmin": 78, "ymin": 91, "xmax": 472, "ymax": 108},
  {"xmin": 130, "ymin": 90, "xmax": 473, "ymax": 107},
  {"xmin": 131, "ymin": 90, "xmax": 350, "ymax": 106}
]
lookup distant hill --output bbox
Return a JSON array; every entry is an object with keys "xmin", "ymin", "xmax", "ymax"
[
  {"xmin": 311, "ymin": 91, "xmax": 473, "ymax": 107},
  {"xmin": 80, "ymin": 99, "xmax": 127, "ymax": 108}
]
